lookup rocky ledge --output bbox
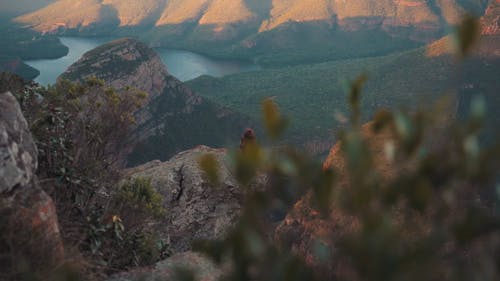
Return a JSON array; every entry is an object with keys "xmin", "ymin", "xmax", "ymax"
[{"xmin": 125, "ymin": 145, "xmax": 252, "ymax": 254}]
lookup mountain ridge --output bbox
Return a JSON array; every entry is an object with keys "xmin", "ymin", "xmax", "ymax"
[
  {"xmin": 13, "ymin": 0, "xmax": 493, "ymax": 65},
  {"xmin": 17, "ymin": 0, "xmax": 488, "ymax": 34}
]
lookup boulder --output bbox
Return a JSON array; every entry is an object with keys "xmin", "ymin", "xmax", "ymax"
[
  {"xmin": 0, "ymin": 91, "xmax": 37, "ymax": 192},
  {"xmin": 275, "ymin": 122, "xmax": 397, "ymax": 279},
  {"xmin": 108, "ymin": 251, "xmax": 222, "ymax": 281},
  {"xmin": 124, "ymin": 145, "xmax": 253, "ymax": 254},
  {"xmin": 0, "ymin": 91, "xmax": 63, "ymax": 276}
]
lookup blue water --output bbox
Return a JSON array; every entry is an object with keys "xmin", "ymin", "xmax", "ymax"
[
  {"xmin": 25, "ymin": 37, "xmax": 260, "ymax": 85},
  {"xmin": 156, "ymin": 48, "xmax": 260, "ymax": 82},
  {"xmin": 25, "ymin": 37, "xmax": 112, "ymax": 86}
]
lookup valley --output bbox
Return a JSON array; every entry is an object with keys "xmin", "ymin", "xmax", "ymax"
[
  {"xmin": 1, "ymin": 0, "xmax": 497, "ymax": 157},
  {"xmin": 24, "ymin": 37, "xmax": 260, "ymax": 85},
  {"xmin": 188, "ymin": 36, "xmax": 500, "ymax": 150},
  {"xmin": 0, "ymin": 1, "xmax": 499, "ymax": 281}
]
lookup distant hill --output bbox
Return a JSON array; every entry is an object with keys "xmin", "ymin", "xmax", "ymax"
[
  {"xmin": 0, "ymin": 22, "xmax": 68, "ymax": 80},
  {"xmin": 0, "ymin": 0, "xmax": 66, "ymax": 79},
  {"xmin": 14, "ymin": 0, "xmax": 493, "ymax": 65},
  {"xmin": 187, "ymin": 31, "xmax": 500, "ymax": 154}
]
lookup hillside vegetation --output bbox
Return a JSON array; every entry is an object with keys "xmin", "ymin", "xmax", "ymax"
[
  {"xmin": 188, "ymin": 48, "xmax": 454, "ymax": 143},
  {"xmin": 0, "ymin": 20, "xmax": 68, "ymax": 79},
  {"xmin": 188, "ymin": 38, "xmax": 500, "ymax": 150}
]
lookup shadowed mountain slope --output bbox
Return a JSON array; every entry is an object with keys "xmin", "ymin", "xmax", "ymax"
[
  {"xmin": 59, "ymin": 38, "xmax": 256, "ymax": 166},
  {"xmin": 188, "ymin": 22, "xmax": 500, "ymax": 155}
]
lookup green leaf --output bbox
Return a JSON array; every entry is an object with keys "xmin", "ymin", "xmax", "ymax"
[
  {"xmin": 470, "ymin": 94, "xmax": 486, "ymax": 121},
  {"xmin": 348, "ymin": 74, "xmax": 368, "ymax": 126},
  {"xmin": 233, "ymin": 143, "xmax": 264, "ymax": 186},
  {"xmin": 262, "ymin": 98, "xmax": 288, "ymax": 140}
]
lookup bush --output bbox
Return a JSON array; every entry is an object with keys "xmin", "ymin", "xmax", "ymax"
[
  {"xmin": 100, "ymin": 177, "xmax": 168, "ymax": 268},
  {"xmin": 12, "ymin": 78, "xmax": 166, "ymax": 276},
  {"xmin": 117, "ymin": 177, "xmax": 166, "ymax": 219}
]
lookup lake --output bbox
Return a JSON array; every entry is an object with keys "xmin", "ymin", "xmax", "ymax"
[{"xmin": 25, "ymin": 37, "xmax": 260, "ymax": 85}]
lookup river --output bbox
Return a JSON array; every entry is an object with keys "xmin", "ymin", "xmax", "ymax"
[{"xmin": 25, "ymin": 37, "xmax": 260, "ymax": 85}]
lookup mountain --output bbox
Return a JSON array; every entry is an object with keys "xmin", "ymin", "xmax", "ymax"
[
  {"xmin": 16, "ymin": 0, "xmax": 487, "ymax": 34},
  {"xmin": 14, "ymin": 0, "xmax": 493, "ymax": 65},
  {"xmin": 0, "ymin": 0, "xmax": 55, "ymax": 19},
  {"xmin": 0, "ymin": 22, "xmax": 68, "ymax": 80},
  {"xmin": 59, "ymin": 38, "xmax": 256, "ymax": 166},
  {"xmin": 15, "ymin": 0, "xmax": 258, "ymax": 34},
  {"xmin": 187, "ymin": 17, "xmax": 500, "ymax": 155}
]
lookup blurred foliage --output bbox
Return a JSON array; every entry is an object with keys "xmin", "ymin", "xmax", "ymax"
[
  {"xmin": 198, "ymin": 154, "xmax": 221, "ymax": 186},
  {"xmin": 262, "ymin": 98, "xmax": 288, "ymax": 140},
  {"xmin": 196, "ymin": 15, "xmax": 500, "ymax": 281},
  {"xmin": 454, "ymin": 14, "xmax": 481, "ymax": 59}
]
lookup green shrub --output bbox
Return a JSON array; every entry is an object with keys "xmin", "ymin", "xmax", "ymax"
[
  {"xmin": 12, "ymin": 78, "xmax": 161, "ymax": 275},
  {"xmin": 117, "ymin": 177, "xmax": 166, "ymax": 218}
]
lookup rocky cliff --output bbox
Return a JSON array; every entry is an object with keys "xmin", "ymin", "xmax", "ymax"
[
  {"xmin": 61, "ymin": 38, "xmax": 168, "ymax": 100},
  {"xmin": 59, "ymin": 38, "xmax": 254, "ymax": 166},
  {"xmin": 124, "ymin": 145, "xmax": 253, "ymax": 254},
  {"xmin": 0, "ymin": 90, "xmax": 63, "ymax": 278}
]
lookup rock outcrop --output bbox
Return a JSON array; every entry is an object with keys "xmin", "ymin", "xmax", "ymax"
[
  {"xmin": 108, "ymin": 251, "xmax": 222, "ymax": 281},
  {"xmin": 274, "ymin": 122, "xmax": 401, "ymax": 279},
  {"xmin": 482, "ymin": 1, "xmax": 500, "ymax": 35},
  {"xmin": 59, "ymin": 38, "xmax": 254, "ymax": 166},
  {"xmin": 124, "ymin": 145, "xmax": 249, "ymax": 254},
  {"xmin": 0, "ymin": 92, "xmax": 38, "ymax": 193},
  {"xmin": 0, "ymin": 91, "xmax": 63, "ymax": 276},
  {"xmin": 61, "ymin": 38, "xmax": 168, "ymax": 101}
]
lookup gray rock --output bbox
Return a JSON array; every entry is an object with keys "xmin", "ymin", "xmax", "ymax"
[
  {"xmin": 60, "ymin": 38, "xmax": 168, "ymax": 102},
  {"xmin": 0, "ymin": 91, "xmax": 37, "ymax": 193},
  {"xmin": 125, "ymin": 145, "xmax": 254, "ymax": 253},
  {"xmin": 0, "ymin": 91, "xmax": 64, "ymax": 274},
  {"xmin": 108, "ymin": 251, "xmax": 222, "ymax": 281}
]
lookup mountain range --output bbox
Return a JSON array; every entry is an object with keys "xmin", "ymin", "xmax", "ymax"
[
  {"xmin": 16, "ymin": 0, "xmax": 489, "ymax": 33},
  {"xmin": 13, "ymin": 0, "xmax": 494, "ymax": 64}
]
